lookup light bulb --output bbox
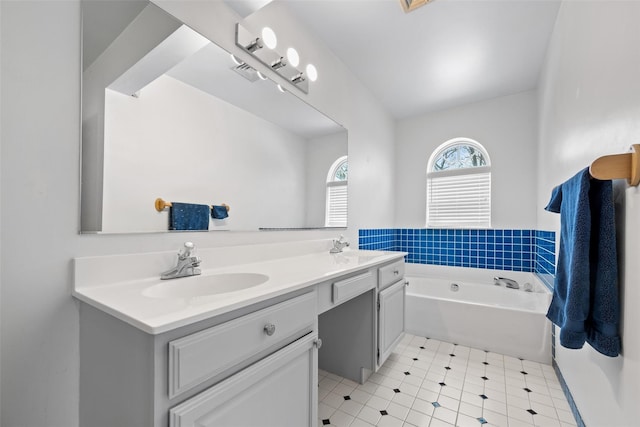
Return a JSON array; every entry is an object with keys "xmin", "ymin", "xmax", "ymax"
[
  {"xmin": 276, "ymin": 84, "xmax": 286, "ymax": 93},
  {"xmin": 256, "ymin": 70, "xmax": 267, "ymax": 81},
  {"xmin": 261, "ymin": 27, "xmax": 277, "ymax": 49},
  {"xmin": 306, "ymin": 64, "xmax": 318, "ymax": 82},
  {"xmin": 286, "ymin": 47, "xmax": 300, "ymax": 67}
]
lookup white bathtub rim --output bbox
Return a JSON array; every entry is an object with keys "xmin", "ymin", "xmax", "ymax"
[{"xmin": 404, "ymin": 263, "xmax": 550, "ymax": 294}]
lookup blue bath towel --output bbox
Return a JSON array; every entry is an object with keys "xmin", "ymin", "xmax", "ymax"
[
  {"xmin": 545, "ymin": 167, "xmax": 620, "ymax": 357},
  {"xmin": 169, "ymin": 202, "xmax": 210, "ymax": 231},
  {"xmin": 211, "ymin": 205, "xmax": 229, "ymax": 220}
]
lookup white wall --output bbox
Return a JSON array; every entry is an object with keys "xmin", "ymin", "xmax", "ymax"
[
  {"xmin": 537, "ymin": 2, "xmax": 640, "ymax": 426},
  {"xmin": 103, "ymin": 75, "xmax": 308, "ymax": 232},
  {"xmin": 395, "ymin": 91, "xmax": 538, "ymax": 229},
  {"xmin": 0, "ymin": 1, "xmax": 396, "ymax": 426}
]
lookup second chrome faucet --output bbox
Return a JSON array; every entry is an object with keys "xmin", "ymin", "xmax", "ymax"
[{"xmin": 330, "ymin": 235, "xmax": 350, "ymax": 253}]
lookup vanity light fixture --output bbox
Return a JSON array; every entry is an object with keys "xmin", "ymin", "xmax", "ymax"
[
  {"xmin": 261, "ymin": 27, "xmax": 278, "ymax": 49},
  {"xmin": 306, "ymin": 64, "xmax": 318, "ymax": 82},
  {"xmin": 291, "ymin": 73, "xmax": 305, "ymax": 85},
  {"xmin": 230, "ymin": 53, "xmax": 243, "ymax": 66},
  {"xmin": 235, "ymin": 23, "xmax": 315, "ymax": 93},
  {"xmin": 286, "ymin": 47, "xmax": 300, "ymax": 67},
  {"xmin": 271, "ymin": 57, "xmax": 287, "ymax": 70},
  {"xmin": 244, "ymin": 37, "xmax": 263, "ymax": 53}
]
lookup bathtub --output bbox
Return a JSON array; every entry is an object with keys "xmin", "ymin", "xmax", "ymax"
[{"xmin": 404, "ymin": 265, "xmax": 552, "ymax": 363}]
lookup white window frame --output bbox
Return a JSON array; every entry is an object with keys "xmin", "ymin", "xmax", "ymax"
[
  {"xmin": 325, "ymin": 156, "xmax": 348, "ymax": 227},
  {"xmin": 426, "ymin": 138, "xmax": 491, "ymax": 228}
]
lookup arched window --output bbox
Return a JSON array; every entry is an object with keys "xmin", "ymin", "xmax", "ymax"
[
  {"xmin": 426, "ymin": 138, "xmax": 491, "ymax": 228},
  {"xmin": 326, "ymin": 156, "xmax": 348, "ymax": 227}
]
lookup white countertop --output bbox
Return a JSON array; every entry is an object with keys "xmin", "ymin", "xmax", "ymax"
[{"xmin": 73, "ymin": 246, "xmax": 405, "ymax": 335}]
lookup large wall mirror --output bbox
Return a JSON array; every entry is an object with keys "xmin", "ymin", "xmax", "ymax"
[{"xmin": 81, "ymin": 0, "xmax": 347, "ymax": 233}]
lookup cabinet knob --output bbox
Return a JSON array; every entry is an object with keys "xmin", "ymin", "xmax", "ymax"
[
  {"xmin": 405, "ymin": 280, "xmax": 410, "ymax": 286},
  {"xmin": 393, "ymin": 269, "xmax": 399, "ymax": 275},
  {"xmin": 263, "ymin": 323, "xmax": 276, "ymax": 336},
  {"xmin": 314, "ymin": 338, "xmax": 323, "ymax": 349}
]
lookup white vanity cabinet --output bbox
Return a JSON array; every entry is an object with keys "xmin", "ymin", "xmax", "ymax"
[
  {"xmin": 75, "ymin": 247, "xmax": 407, "ymax": 427},
  {"xmin": 79, "ymin": 290, "xmax": 317, "ymax": 427},
  {"xmin": 377, "ymin": 259, "xmax": 406, "ymax": 367},
  {"xmin": 170, "ymin": 332, "xmax": 318, "ymax": 427}
]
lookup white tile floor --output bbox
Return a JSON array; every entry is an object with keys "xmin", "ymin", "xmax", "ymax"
[{"xmin": 318, "ymin": 334, "xmax": 577, "ymax": 427}]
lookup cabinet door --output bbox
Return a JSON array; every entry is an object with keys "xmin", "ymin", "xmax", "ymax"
[
  {"xmin": 170, "ymin": 333, "xmax": 318, "ymax": 427},
  {"xmin": 378, "ymin": 279, "xmax": 406, "ymax": 367}
]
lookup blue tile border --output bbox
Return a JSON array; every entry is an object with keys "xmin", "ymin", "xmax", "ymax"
[
  {"xmin": 552, "ymin": 359, "xmax": 585, "ymax": 427},
  {"xmin": 359, "ymin": 228, "xmax": 555, "ymax": 275}
]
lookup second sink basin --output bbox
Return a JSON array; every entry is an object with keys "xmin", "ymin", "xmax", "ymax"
[{"xmin": 143, "ymin": 273, "xmax": 269, "ymax": 299}]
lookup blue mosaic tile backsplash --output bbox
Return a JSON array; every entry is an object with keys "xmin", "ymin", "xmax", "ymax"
[{"xmin": 359, "ymin": 228, "xmax": 556, "ymax": 277}]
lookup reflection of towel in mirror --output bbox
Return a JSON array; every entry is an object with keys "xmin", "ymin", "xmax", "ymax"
[
  {"xmin": 211, "ymin": 205, "xmax": 229, "ymax": 220},
  {"xmin": 169, "ymin": 202, "xmax": 210, "ymax": 230},
  {"xmin": 545, "ymin": 167, "xmax": 620, "ymax": 357}
]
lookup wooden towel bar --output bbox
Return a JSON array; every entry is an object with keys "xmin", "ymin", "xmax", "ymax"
[
  {"xmin": 589, "ymin": 144, "xmax": 640, "ymax": 186},
  {"xmin": 154, "ymin": 197, "xmax": 230, "ymax": 213}
]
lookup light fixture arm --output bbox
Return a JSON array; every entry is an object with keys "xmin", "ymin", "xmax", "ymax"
[
  {"xmin": 271, "ymin": 57, "xmax": 287, "ymax": 70},
  {"xmin": 291, "ymin": 73, "xmax": 305, "ymax": 85},
  {"xmin": 244, "ymin": 37, "xmax": 263, "ymax": 53}
]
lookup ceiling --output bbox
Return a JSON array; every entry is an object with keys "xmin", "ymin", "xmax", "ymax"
[
  {"xmin": 282, "ymin": 0, "xmax": 561, "ymax": 119},
  {"xmin": 87, "ymin": 0, "xmax": 562, "ymax": 122}
]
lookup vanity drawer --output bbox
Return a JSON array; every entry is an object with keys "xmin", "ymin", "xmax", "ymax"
[
  {"xmin": 332, "ymin": 271, "xmax": 375, "ymax": 305},
  {"xmin": 168, "ymin": 291, "xmax": 316, "ymax": 398},
  {"xmin": 378, "ymin": 260, "xmax": 405, "ymax": 290}
]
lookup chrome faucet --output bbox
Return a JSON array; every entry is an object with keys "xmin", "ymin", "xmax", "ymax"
[
  {"xmin": 494, "ymin": 276, "xmax": 520, "ymax": 289},
  {"xmin": 161, "ymin": 242, "xmax": 202, "ymax": 280},
  {"xmin": 330, "ymin": 235, "xmax": 350, "ymax": 254}
]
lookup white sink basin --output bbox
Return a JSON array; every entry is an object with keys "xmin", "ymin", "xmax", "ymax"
[{"xmin": 142, "ymin": 273, "xmax": 269, "ymax": 299}]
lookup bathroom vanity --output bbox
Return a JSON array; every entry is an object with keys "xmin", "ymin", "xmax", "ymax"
[{"xmin": 74, "ymin": 240, "xmax": 406, "ymax": 427}]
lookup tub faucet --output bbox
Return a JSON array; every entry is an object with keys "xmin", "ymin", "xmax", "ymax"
[
  {"xmin": 494, "ymin": 277, "xmax": 519, "ymax": 289},
  {"xmin": 330, "ymin": 235, "xmax": 350, "ymax": 253},
  {"xmin": 161, "ymin": 242, "xmax": 202, "ymax": 280}
]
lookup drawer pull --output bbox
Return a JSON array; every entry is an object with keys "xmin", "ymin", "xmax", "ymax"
[
  {"xmin": 263, "ymin": 323, "xmax": 276, "ymax": 336},
  {"xmin": 314, "ymin": 338, "xmax": 323, "ymax": 349}
]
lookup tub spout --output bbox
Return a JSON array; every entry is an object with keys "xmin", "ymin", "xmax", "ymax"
[{"xmin": 493, "ymin": 277, "xmax": 520, "ymax": 289}]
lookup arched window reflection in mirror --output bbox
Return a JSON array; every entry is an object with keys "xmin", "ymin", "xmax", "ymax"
[
  {"xmin": 426, "ymin": 138, "xmax": 491, "ymax": 228},
  {"xmin": 326, "ymin": 156, "xmax": 348, "ymax": 227}
]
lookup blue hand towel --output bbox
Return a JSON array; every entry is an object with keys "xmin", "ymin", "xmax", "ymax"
[
  {"xmin": 211, "ymin": 205, "xmax": 229, "ymax": 220},
  {"xmin": 169, "ymin": 202, "xmax": 210, "ymax": 231},
  {"xmin": 545, "ymin": 167, "xmax": 620, "ymax": 357}
]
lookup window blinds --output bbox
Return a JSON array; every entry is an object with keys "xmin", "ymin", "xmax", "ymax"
[
  {"xmin": 426, "ymin": 169, "xmax": 490, "ymax": 228},
  {"xmin": 326, "ymin": 181, "xmax": 348, "ymax": 227}
]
